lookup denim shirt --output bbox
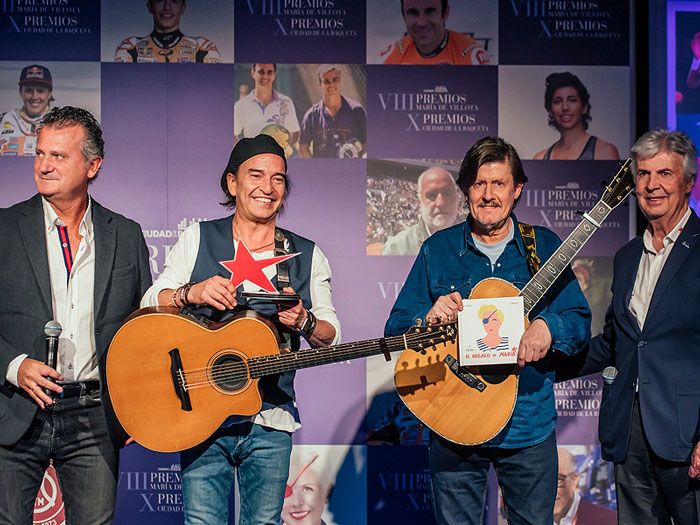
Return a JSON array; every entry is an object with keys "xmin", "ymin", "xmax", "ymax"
[{"xmin": 384, "ymin": 215, "xmax": 591, "ymax": 448}]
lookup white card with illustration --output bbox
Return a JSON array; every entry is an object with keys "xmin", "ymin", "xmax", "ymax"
[{"xmin": 458, "ymin": 297, "xmax": 525, "ymax": 366}]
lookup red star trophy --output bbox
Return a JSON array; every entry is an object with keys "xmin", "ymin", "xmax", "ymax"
[{"xmin": 219, "ymin": 240, "xmax": 301, "ymax": 303}]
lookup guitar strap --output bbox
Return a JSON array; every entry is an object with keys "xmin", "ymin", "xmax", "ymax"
[
  {"xmin": 274, "ymin": 228, "xmax": 290, "ymax": 291},
  {"xmin": 518, "ymin": 222, "xmax": 540, "ymax": 277}
]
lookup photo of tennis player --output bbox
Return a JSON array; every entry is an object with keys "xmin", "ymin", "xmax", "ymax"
[
  {"xmin": 533, "ymin": 72, "xmax": 619, "ymax": 161},
  {"xmin": 367, "ymin": 159, "xmax": 465, "ymax": 255},
  {"xmin": 499, "ymin": 66, "xmax": 629, "ymax": 160},
  {"xmin": 299, "ymin": 64, "xmax": 367, "ymax": 159},
  {"xmin": 234, "ymin": 64, "xmax": 366, "ymax": 159}
]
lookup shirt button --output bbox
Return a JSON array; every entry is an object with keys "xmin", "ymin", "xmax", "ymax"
[
  {"xmin": 450, "ymin": 285, "xmax": 455, "ymax": 290},
  {"xmin": 62, "ymin": 243, "xmax": 68, "ymax": 248},
  {"xmin": 70, "ymin": 303, "xmax": 74, "ymax": 309},
  {"xmin": 496, "ymin": 263, "xmax": 501, "ymax": 267},
  {"xmin": 68, "ymin": 364, "xmax": 72, "ymax": 369},
  {"xmin": 637, "ymin": 341, "xmax": 644, "ymax": 348},
  {"xmin": 70, "ymin": 333, "xmax": 74, "ymax": 339}
]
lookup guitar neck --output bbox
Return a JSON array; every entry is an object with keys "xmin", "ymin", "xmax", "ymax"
[
  {"xmin": 520, "ymin": 200, "xmax": 613, "ymax": 316},
  {"xmin": 247, "ymin": 328, "xmax": 450, "ymax": 378}
]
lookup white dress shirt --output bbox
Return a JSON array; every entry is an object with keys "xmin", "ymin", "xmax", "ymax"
[
  {"xmin": 629, "ymin": 207, "xmax": 691, "ymax": 330},
  {"xmin": 6, "ymin": 197, "xmax": 98, "ymax": 386}
]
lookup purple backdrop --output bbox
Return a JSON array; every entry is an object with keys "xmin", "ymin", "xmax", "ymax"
[{"xmin": 0, "ymin": 4, "xmax": 636, "ymax": 523}]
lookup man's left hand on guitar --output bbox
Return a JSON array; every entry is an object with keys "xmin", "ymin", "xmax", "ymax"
[
  {"xmin": 516, "ymin": 318, "xmax": 552, "ymax": 368},
  {"xmin": 425, "ymin": 292, "xmax": 463, "ymax": 324}
]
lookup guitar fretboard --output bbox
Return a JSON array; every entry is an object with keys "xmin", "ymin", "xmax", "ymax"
[
  {"xmin": 247, "ymin": 325, "xmax": 454, "ymax": 378},
  {"xmin": 520, "ymin": 200, "xmax": 613, "ymax": 316}
]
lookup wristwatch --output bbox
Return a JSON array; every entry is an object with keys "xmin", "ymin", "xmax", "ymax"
[{"xmin": 300, "ymin": 309, "xmax": 317, "ymax": 338}]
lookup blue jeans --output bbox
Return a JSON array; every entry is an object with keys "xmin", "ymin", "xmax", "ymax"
[
  {"xmin": 0, "ymin": 388, "xmax": 118, "ymax": 525},
  {"xmin": 429, "ymin": 431, "xmax": 557, "ymax": 525},
  {"xmin": 181, "ymin": 422, "xmax": 293, "ymax": 525}
]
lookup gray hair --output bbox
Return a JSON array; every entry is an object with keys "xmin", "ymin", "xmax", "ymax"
[{"xmin": 631, "ymin": 129, "xmax": 697, "ymax": 185}]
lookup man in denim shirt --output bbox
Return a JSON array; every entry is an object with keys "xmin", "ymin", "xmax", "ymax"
[{"xmin": 385, "ymin": 136, "xmax": 591, "ymax": 525}]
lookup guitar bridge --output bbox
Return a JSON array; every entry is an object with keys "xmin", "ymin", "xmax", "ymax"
[
  {"xmin": 444, "ymin": 355, "xmax": 486, "ymax": 392},
  {"xmin": 169, "ymin": 348, "xmax": 192, "ymax": 411}
]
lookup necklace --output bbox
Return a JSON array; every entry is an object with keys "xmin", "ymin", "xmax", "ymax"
[{"xmin": 232, "ymin": 221, "xmax": 274, "ymax": 252}]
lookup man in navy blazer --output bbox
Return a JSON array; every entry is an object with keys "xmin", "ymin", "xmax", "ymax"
[
  {"xmin": 572, "ymin": 129, "xmax": 700, "ymax": 524},
  {"xmin": 0, "ymin": 106, "xmax": 151, "ymax": 523}
]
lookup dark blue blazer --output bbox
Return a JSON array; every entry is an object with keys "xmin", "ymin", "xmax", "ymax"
[
  {"xmin": 580, "ymin": 209, "xmax": 700, "ymax": 463},
  {"xmin": 0, "ymin": 194, "xmax": 152, "ymax": 447}
]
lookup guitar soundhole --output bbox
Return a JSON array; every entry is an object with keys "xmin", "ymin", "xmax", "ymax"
[
  {"xmin": 478, "ymin": 365, "xmax": 513, "ymax": 385},
  {"xmin": 211, "ymin": 353, "xmax": 248, "ymax": 392}
]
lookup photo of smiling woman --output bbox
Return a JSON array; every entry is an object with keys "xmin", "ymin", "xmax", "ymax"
[
  {"xmin": 533, "ymin": 72, "xmax": 620, "ymax": 161},
  {"xmin": 282, "ymin": 450, "xmax": 335, "ymax": 525}
]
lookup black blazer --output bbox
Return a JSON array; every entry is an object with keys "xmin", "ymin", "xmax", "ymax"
[
  {"xmin": 0, "ymin": 194, "xmax": 152, "ymax": 446},
  {"xmin": 570, "ymin": 210, "xmax": 700, "ymax": 463}
]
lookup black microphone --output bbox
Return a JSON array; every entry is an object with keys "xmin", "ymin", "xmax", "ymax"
[{"xmin": 44, "ymin": 320, "xmax": 62, "ymax": 395}]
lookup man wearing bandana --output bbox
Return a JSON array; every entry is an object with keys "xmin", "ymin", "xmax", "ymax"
[{"xmin": 140, "ymin": 134, "xmax": 340, "ymax": 524}]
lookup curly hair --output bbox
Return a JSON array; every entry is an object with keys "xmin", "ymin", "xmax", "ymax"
[{"xmin": 544, "ymin": 72, "xmax": 591, "ymax": 130}]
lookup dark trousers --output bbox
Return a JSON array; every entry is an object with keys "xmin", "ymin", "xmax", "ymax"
[
  {"xmin": 429, "ymin": 431, "xmax": 557, "ymax": 525},
  {"xmin": 0, "ymin": 388, "xmax": 118, "ymax": 525},
  {"xmin": 615, "ymin": 396, "xmax": 700, "ymax": 525}
]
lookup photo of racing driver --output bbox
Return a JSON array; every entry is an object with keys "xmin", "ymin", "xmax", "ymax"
[
  {"xmin": 114, "ymin": 0, "xmax": 221, "ymax": 63},
  {"xmin": 0, "ymin": 64, "xmax": 53, "ymax": 156}
]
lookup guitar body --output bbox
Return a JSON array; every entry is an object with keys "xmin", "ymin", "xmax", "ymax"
[
  {"xmin": 394, "ymin": 278, "xmax": 523, "ymax": 445},
  {"xmin": 106, "ymin": 307, "xmax": 280, "ymax": 453}
]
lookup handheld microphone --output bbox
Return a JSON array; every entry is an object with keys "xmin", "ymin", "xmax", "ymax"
[
  {"xmin": 44, "ymin": 320, "xmax": 62, "ymax": 395},
  {"xmin": 602, "ymin": 366, "xmax": 618, "ymax": 385}
]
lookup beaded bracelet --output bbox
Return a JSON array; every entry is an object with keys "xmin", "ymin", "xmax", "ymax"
[{"xmin": 171, "ymin": 282, "xmax": 195, "ymax": 308}]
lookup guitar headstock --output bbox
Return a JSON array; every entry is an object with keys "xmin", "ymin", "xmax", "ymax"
[
  {"xmin": 601, "ymin": 158, "xmax": 634, "ymax": 210},
  {"xmin": 405, "ymin": 321, "xmax": 457, "ymax": 354}
]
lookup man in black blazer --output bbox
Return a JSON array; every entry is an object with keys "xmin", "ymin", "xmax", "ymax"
[
  {"xmin": 571, "ymin": 129, "xmax": 700, "ymax": 524},
  {"xmin": 0, "ymin": 106, "xmax": 151, "ymax": 524}
]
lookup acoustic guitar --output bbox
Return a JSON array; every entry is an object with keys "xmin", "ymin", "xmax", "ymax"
[
  {"xmin": 106, "ymin": 308, "xmax": 456, "ymax": 452},
  {"xmin": 394, "ymin": 159, "xmax": 634, "ymax": 445}
]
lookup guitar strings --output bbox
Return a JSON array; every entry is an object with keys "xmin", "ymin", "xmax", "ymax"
[
  {"xmin": 181, "ymin": 330, "xmax": 454, "ymax": 390},
  {"xmin": 183, "ymin": 335, "xmax": 446, "ymax": 389},
  {"xmin": 178, "ymin": 328, "xmax": 448, "ymax": 379}
]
